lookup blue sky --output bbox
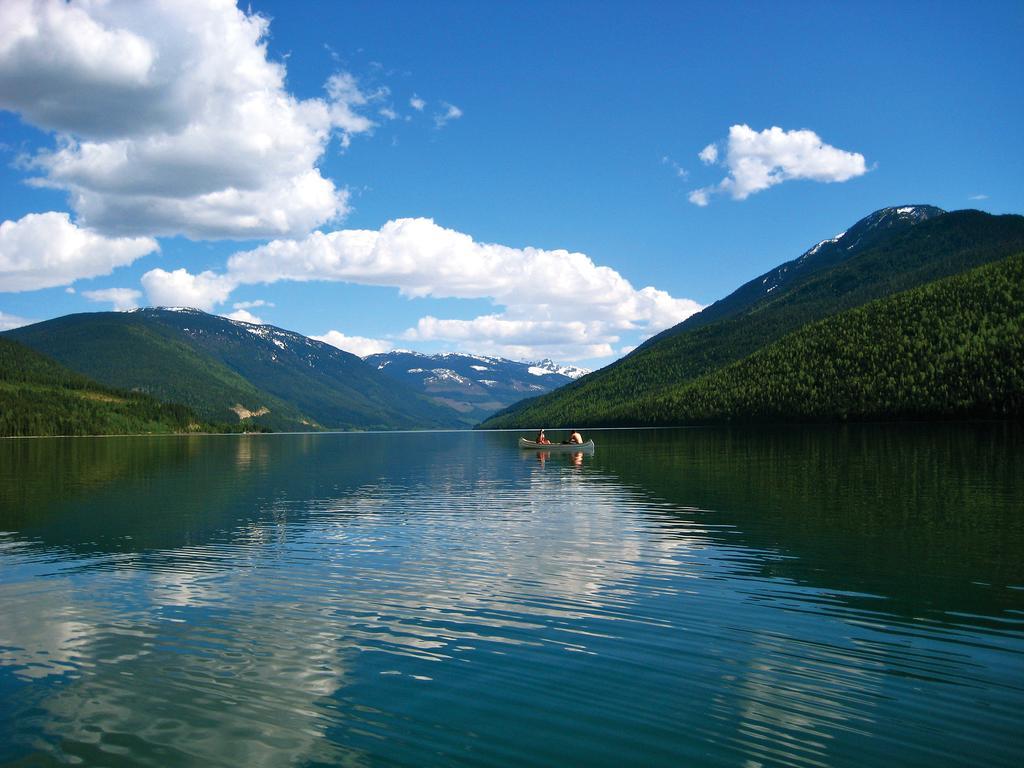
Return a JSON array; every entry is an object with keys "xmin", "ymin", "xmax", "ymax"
[{"xmin": 1, "ymin": 0, "xmax": 1021, "ymax": 367}]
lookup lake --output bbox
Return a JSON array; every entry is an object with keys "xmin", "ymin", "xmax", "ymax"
[{"xmin": 1, "ymin": 425, "xmax": 1022, "ymax": 767}]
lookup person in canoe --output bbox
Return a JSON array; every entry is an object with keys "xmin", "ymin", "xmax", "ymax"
[
  {"xmin": 535, "ymin": 428, "xmax": 552, "ymax": 445},
  {"xmin": 563, "ymin": 429, "xmax": 584, "ymax": 445}
]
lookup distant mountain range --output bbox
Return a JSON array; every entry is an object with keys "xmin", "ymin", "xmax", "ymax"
[
  {"xmin": 5, "ymin": 309, "xmax": 461, "ymax": 432},
  {"xmin": 481, "ymin": 205, "xmax": 1024, "ymax": 428},
  {"xmin": 364, "ymin": 351, "xmax": 588, "ymax": 425},
  {"xmin": 2, "ymin": 308, "xmax": 588, "ymax": 434}
]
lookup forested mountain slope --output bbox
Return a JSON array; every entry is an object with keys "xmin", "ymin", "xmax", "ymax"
[
  {"xmin": 481, "ymin": 207, "xmax": 1024, "ymax": 428},
  {"xmin": 6, "ymin": 309, "xmax": 461, "ymax": 431},
  {"xmin": 0, "ymin": 336, "xmax": 207, "ymax": 437},
  {"xmin": 608, "ymin": 251, "xmax": 1024, "ymax": 424},
  {"xmin": 649, "ymin": 204, "xmax": 945, "ymax": 340}
]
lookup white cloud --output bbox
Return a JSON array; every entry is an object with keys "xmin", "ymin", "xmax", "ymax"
[
  {"xmin": 0, "ymin": 0, "xmax": 378, "ymax": 239},
  {"xmin": 401, "ymin": 316, "xmax": 616, "ymax": 362},
  {"xmin": 324, "ymin": 72, "xmax": 376, "ymax": 149},
  {"xmin": 0, "ymin": 309, "xmax": 33, "ymax": 331},
  {"xmin": 0, "ymin": 211, "xmax": 157, "ymax": 291},
  {"xmin": 409, "ymin": 95, "xmax": 426, "ymax": 111},
  {"xmin": 133, "ymin": 218, "xmax": 701, "ymax": 361},
  {"xmin": 140, "ymin": 267, "xmax": 237, "ymax": 311},
  {"xmin": 434, "ymin": 102, "xmax": 462, "ymax": 128},
  {"xmin": 698, "ymin": 143, "xmax": 718, "ymax": 165},
  {"xmin": 312, "ymin": 330, "xmax": 394, "ymax": 357},
  {"xmin": 233, "ymin": 299, "xmax": 273, "ymax": 310},
  {"xmin": 225, "ymin": 217, "xmax": 702, "ymax": 361},
  {"xmin": 223, "ymin": 308, "xmax": 262, "ymax": 324},
  {"xmin": 969, "ymin": 194, "xmax": 989, "ymax": 201},
  {"xmin": 688, "ymin": 188, "xmax": 710, "ymax": 207},
  {"xmin": 690, "ymin": 124, "xmax": 867, "ymax": 205},
  {"xmin": 82, "ymin": 287, "xmax": 142, "ymax": 311},
  {"xmin": 0, "ymin": 0, "xmax": 157, "ymax": 137}
]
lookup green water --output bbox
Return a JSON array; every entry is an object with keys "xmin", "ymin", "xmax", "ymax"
[{"xmin": 1, "ymin": 425, "xmax": 1022, "ymax": 766}]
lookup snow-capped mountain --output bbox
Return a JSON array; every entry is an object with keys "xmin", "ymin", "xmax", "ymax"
[
  {"xmin": 757, "ymin": 205, "xmax": 947, "ymax": 298},
  {"xmin": 649, "ymin": 204, "xmax": 948, "ymax": 342},
  {"xmin": 526, "ymin": 358, "xmax": 590, "ymax": 379},
  {"xmin": 365, "ymin": 351, "xmax": 581, "ymax": 424},
  {"xmin": 11, "ymin": 308, "xmax": 461, "ymax": 431}
]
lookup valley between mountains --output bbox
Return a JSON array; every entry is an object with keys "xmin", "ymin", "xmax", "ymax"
[{"xmin": 3, "ymin": 205, "xmax": 1022, "ymax": 436}]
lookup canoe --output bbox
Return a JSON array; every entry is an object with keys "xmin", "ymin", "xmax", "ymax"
[{"xmin": 519, "ymin": 437, "xmax": 595, "ymax": 452}]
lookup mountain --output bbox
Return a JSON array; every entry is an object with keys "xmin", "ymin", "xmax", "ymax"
[
  {"xmin": 611, "ymin": 252, "xmax": 1024, "ymax": 424},
  {"xmin": 650, "ymin": 205, "xmax": 946, "ymax": 340},
  {"xmin": 5, "ymin": 309, "xmax": 462, "ymax": 431},
  {"xmin": 364, "ymin": 351, "xmax": 581, "ymax": 425},
  {"xmin": 0, "ymin": 336, "xmax": 209, "ymax": 437},
  {"xmin": 481, "ymin": 206, "xmax": 1024, "ymax": 428},
  {"xmin": 526, "ymin": 358, "xmax": 591, "ymax": 379}
]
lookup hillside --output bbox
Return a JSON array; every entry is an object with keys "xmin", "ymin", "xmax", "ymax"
[
  {"xmin": 5, "ymin": 309, "xmax": 462, "ymax": 431},
  {"xmin": 0, "ymin": 336, "xmax": 209, "ymax": 437},
  {"xmin": 647, "ymin": 204, "xmax": 945, "ymax": 340},
  {"xmin": 481, "ymin": 206, "xmax": 1024, "ymax": 428},
  {"xmin": 608, "ymin": 252, "xmax": 1024, "ymax": 424},
  {"xmin": 365, "ymin": 351, "xmax": 580, "ymax": 425}
]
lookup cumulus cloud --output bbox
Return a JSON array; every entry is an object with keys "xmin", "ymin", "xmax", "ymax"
[
  {"xmin": 222, "ymin": 217, "xmax": 702, "ymax": 361},
  {"xmin": 409, "ymin": 95, "xmax": 426, "ymax": 111},
  {"xmin": 0, "ymin": 211, "xmax": 157, "ymax": 291},
  {"xmin": 132, "ymin": 218, "xmax": 701, "ymax": 361},
  {"xmin": 233, "ymin": 299, "xmax": 273, "ymax": 310},
  {"xmin": 82, "ymin": 287, "xmax": 142, "ymax": 311},
  {"xmin": 312, "ymin": 330, "xmax": 394, "ymax": 357},
  {"xmin": 223, "ymin": 308, "xmax": 262, "ymax": 324},
  {"xmin": 140, "ymin": 267, "xmax": 236, "ymax": 311},
  {"xmin": 690, "ymin": 124, "xmax": 867, "ymax": 205},
  {"xmin": 0, "ymin": 0, "xmax": 378, "ymax": 239},
  {"xmin": 698, "ymin": 144, "xmax": 718, "ymax": 165},
  {"xmin": 401, "ymin": 316, "xmax": 616, "ymax": 362},
  {"xmin": 0, "ymin": 309, "xmax": 33, "ymax": 331},
  {"xmin": 688, "ymin": 188, "xmax": 711, "ymax": 207},
  {"xmin": 434, "ymin": 102, "xmax": 462, "ymax": 128}
]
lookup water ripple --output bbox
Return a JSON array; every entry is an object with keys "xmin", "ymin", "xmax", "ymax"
[{"xmin": 2, "ymin": 429, "xmax": 1023, "ymax": 766}]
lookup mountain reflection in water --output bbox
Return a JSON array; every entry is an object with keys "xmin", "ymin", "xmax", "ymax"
[{"xmin": 1, "ymin": 425, "xmax": 1021, "ymax": 767}]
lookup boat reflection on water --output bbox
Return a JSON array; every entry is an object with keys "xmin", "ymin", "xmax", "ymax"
[{"xmin": 527, "ymin": 449, "xmax": 586, "ymax": 468}]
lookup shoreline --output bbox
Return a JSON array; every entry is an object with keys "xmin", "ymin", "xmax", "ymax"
[{"xmin": 3, "ymin": 418, "xmax": 1019, "ymax": 440}]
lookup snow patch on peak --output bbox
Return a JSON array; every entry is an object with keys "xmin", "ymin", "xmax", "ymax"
[
  {"xmin": 426, "ymin": 368, "xmax": 472, "ymax": 386},
  {"xmin": 526, "ymin": 358, "xmax": 591, "ymax": 379},
  {"xmin": 803, "ymin": 230, "xmax": 847, "ymax": 260}
]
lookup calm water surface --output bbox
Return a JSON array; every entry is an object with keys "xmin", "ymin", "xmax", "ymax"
[{"xmin": 1, "ymin": 425, "xmax": 1022, "ymax": 767}]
